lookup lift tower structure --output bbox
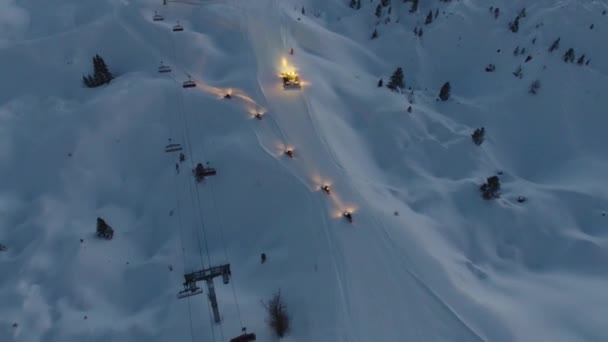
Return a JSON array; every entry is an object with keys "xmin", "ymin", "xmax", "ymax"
[{"xmin": 177, "ymin": 263, "xmax": 231, "ymax": 323}]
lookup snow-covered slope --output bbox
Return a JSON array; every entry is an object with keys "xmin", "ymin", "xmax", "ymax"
[{"xmin": 1, "ymin": 0, "xmax": 607, "ymax": 341}]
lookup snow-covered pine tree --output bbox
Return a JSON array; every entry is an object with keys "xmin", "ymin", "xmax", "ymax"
[
  {"xmin": 425, "ymin": 10, "xmax": 433, "ymax": 24},
  {"xmin": 439, "ymin": 82, "xmax": 451, "ymax": 101},
  {"xmin": 387, "ymin": 67, "xmax": 404, "ymax": 91}
]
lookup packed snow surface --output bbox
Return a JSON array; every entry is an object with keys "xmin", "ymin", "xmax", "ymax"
[{"xmin": 1, "ymin": 0, "xmax": 607, "ymax": 341}]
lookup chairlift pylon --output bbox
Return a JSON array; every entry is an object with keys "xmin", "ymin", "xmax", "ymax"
[{"xmin": 158, "ymin": 61, "xmax": 171, "ymax": 73}]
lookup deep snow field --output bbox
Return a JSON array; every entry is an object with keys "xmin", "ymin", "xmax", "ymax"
[{"xmin": 1, "ymin": 0, "xmax": 607, "ymax": 341}]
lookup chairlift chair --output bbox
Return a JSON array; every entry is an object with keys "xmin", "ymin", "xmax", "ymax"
[
  {"xmin": 230, "ymin": 332, "xmax": 257, "ymax": 342},
  {"xmin": 182, "ymin": 75, "xmax": 196, "ymax": 88},
  {"xmin": 177, "ymin": 285, "xmax": 203, "ymax": 299},
  {"xmin": 165, "ymin": 143, "xmax": 183, "ymax": 152},
  {"xmin": 173, "ymin": 21, "xmax": 184, "ymax": 32},
  {"xmin": 222, "ymin": 269, "xmax": 230, "ymax": 284},
  {"xmin": 153, "ymin": 11, "xmax": 164, "ymax": 21},
  {"xmin": 193, "ymin": 162, "xmax": 217, "ymax": 183},
  {"xmin": 158, "ymin": 61, "xmax": 171, "ymax": 73}
]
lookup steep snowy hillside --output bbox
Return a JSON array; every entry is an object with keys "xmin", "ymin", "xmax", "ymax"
[{"xmin": 1, "ymin": 0, "xmax": 607, "ymax": 341}]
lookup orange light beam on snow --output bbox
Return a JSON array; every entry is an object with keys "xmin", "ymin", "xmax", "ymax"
[
  {"xmin": 195, "ymin": 80, "xmax": 266, "ymax": 114},
  {"xmin": 195, "ymin": 82, "xmax": 226, "ymax": 98}
]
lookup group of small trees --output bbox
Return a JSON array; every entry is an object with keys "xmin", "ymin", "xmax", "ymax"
[
  {"xmin": 83, "ymin": 54, "xmax": 113, "ymax": 88},
  {"xmin": 508, "ymin": 8, "xmax": 526, "ymax": 33},
  {"xmin": 549, "ymin": 37, "xmax": 590, "ymax": 65}
]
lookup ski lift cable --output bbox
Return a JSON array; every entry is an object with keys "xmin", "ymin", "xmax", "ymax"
[
  {"xmin": 170, "ymin": 42, "xmax": 228, "ymax": 342},
  {"xmin": 167, "ymin": 22, "xmax": 226, "ymax": 342},
  {"xmin": 166, "ymin": 29, "xmax": 239, "ymax": 342},
  {"xmin": 174, "ymin": 59, "xmax": 224, "ymax": 340},
  {"xmin": 169, "ymin": 34, "xmax": 213, "ymax": 270},
  {"xmin": 169, "ymin": 22, "xmax": 245, "ymax": 328},
  {"xmin": 163, "ymin": 67, "xmax": 202, "ymax": 342},
  {"xmin": 164, "ymin": 1, "xmax": 246, "ymax": 336},
  {"xmin": 166, "ymin": 12, "xmax": 211, "ymax": 269},
  {"xmin": 163, "ymin": 7, "xmax": 218, "ymax": 341}
]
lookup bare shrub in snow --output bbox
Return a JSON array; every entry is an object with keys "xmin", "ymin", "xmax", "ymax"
[{"xmin": 263, "ymin": 290, "xmax": 290, "ymax": 338}]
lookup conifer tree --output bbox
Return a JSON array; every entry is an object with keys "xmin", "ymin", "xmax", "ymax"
[
  {"xmin": 563, "ymin": 48, "xmax": 575, "ymax": 62},
  {"xmin": 472, "ymin": 127, "xmax": 485, "ymax": 145},
  {"xmin": 387, "ymin": 67, "xmax": 404, "ymax": 91},
  {"xmin": 529, "ymin": 80, "xmax": 540, "ymax": 94},
  {"xmin": 548, "ymin": 37, "xmax": 560, "ymax": 52},
  {"xmin": 439, "ymin": 82, "xmax": 451, "ymax": 101},
  {"xmin": 425, "ymin": 10, "xmax": 433, "ymax": 24},
  {"xmin": 375, "ymin": 4, "xmax": 382, "ymax": 18},
  {"xmin": 509, "ymin": 16, "xmax": 520, "ymax": 33},
  {"xmin": 83, "ymin": 54, "xmax": 113, "ymax": 88},
  {"xmin": 577, "ymin": 54, "xmax": 586, "ymax": 65},
  {"xmin": 409, "ymin": 0, "xmax": 418, "ymax": 13},
  {"xmin": 480, "ymin": 176, "xmax": 500, "ymax": 199}
]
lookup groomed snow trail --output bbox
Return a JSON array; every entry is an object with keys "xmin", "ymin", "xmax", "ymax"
[{"xmin": 237, "ymin": 0, "xmax": 495, "ymax": 340}]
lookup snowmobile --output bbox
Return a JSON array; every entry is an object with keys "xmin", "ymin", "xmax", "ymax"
[
  {"xmin": 183, "ymin": 75, "xmax": 196, "ymax": 88},
  {"xmin": 96, "ymin": 217, "xmax": 114, "ymax": 240},
  {"xmin": 285, "ymin": 148, "xmax": 294, "ymax": 158},
  {"xmin": 193, "ymin": 162, "xmax": 217, "ymax": 183},
  {"xmin": 281, "ymin": 71, "xmax": 301, "ymax": 89},
  {"xmin": 172, "ymin": 21, "xmax": 184, "ymax": 32},
  {"xmin": 321, "ymin": 185, "xmax": 330, "ymax": 194},
  {"xmin": 153, "ymin": 11, "xmax": 164, "ymax": 21},
  {"xmin": 158, "ymin": 61, "xmax": 171, "ymax": 73},
  {"xmin": 343, "ymin": 211, "xmax": 353, "ymax": 223}
]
